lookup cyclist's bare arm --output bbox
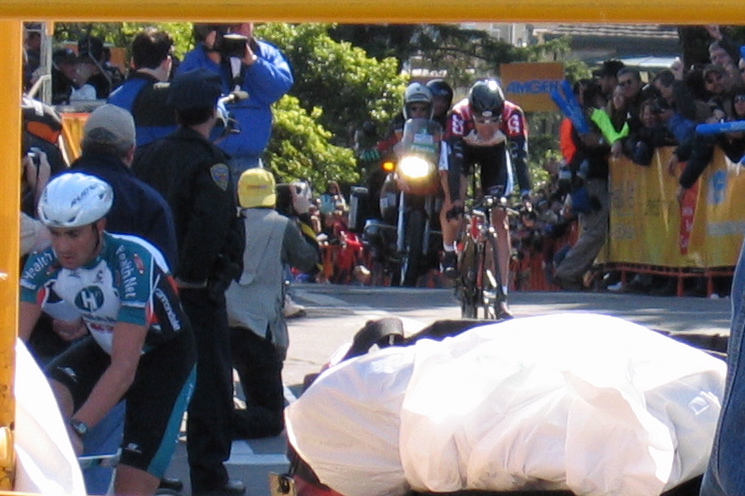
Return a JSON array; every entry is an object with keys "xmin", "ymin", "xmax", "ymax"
[{"xmin": 72, "ymin": 321, "xmax": 148, "ymax": 432}]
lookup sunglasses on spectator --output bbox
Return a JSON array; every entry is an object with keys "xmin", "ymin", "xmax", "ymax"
[
  {"xmin": 734, "ymin": 95, "xmax": 745, "ymax": 103},
  {"xmin": 473, "ymin": 116, "xmax": 500, "ymax": 124}
]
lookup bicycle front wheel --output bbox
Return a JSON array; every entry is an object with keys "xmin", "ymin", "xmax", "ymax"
[{"xmin": 480, "ymin": 232, "xmax": 507, "ymax": 320}]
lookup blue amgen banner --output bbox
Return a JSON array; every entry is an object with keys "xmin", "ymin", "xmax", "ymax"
[{"xmin": 500, "ymin": 62, "xmax": 564, "ymax": 112}]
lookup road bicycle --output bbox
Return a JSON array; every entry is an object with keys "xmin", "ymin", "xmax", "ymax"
[{"xmin": 455, "ymin": 195, "xmax": 511, "ymax": 320}]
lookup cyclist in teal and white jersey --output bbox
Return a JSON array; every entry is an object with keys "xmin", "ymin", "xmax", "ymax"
[{"xmin": 19, "ymin": 173, "xmax": 196, "ymax": 496}]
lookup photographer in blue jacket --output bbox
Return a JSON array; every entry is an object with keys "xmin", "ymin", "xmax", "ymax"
[{"xmin": 178, "ymin": 23, "xmax": 293, "ymax": 180}]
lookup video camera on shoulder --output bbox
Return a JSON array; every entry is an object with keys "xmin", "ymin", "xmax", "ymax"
[{"xmin": 215, "ymin": 32, "xmax": 248, "ymax": 59}]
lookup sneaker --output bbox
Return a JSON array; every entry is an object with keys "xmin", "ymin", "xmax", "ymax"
[
  {"xmin": 441, "ymin": 251, "xmax": 458, "ymax": 279},
  {"xmin": 606, "ymin": 281, "xmax": 624, "ymax": 292},
  {"xmin": 283, "ymin": 295, "xmax": 306, "ymax": 318}
]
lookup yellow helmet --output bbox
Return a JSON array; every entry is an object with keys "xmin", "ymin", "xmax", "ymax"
[{"xmin": 238, "ymin": 168, "xmax": 276, "ymax": 209}]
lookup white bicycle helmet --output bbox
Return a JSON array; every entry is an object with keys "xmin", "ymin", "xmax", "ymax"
[
  {"xmin": 38, "ymin": 173, "xmax": 114, "ymax": 227},
  {"xmin": 403, "ymin": 82, "xmax": 434, "ymax": 120}
]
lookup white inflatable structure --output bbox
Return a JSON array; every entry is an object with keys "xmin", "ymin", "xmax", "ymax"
[
  {"xmin": 287, "ymin": 313, "xmax": 726, "ymax": 496},
  {"xmin": 15, "ymin": 339, "xmax": 86, "ymax": 496}
]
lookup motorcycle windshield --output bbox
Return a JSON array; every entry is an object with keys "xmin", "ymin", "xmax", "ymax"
[{"xmin": 399, "ymin": 118, "xmax": 442, "ymax": 163}]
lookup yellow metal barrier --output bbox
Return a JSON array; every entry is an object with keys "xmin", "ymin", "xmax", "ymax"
[
  {"xmin": 0, "ymin": 19, "xmax": 20, "ymax": 492},
  {"xmin": 0, "ymin": 1, "xmax": 744, "ymax": 23}
]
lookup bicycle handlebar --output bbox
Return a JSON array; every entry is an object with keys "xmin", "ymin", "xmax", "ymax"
[{"xmin": 470, "ymin": 195, "xmax": 523, "ymax": 217}]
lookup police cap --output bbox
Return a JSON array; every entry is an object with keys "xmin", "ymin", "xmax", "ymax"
[{"xmin": 168, "ymin": 68, "xmax": 222, "ymax": 111}]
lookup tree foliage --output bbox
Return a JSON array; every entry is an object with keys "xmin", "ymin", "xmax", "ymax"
[
  {"xmin": 53, "ymin": 22, "xmax": 195, "ymax": 59},
  {"xmin": 257, "ymin": 23, "xmax": 407, "ymax": 148},
  {"xmin": 329, "ymin": 25, "xmax": 417, "ymax": 71},
  {"xmin": 265, "ymin": 95, "xmax": 358, "ymax": 187}
]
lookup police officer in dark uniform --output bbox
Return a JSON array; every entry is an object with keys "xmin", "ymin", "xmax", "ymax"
[{"xmin": 132, "ymin": 68, "xmax": 246, "ymax": 496}]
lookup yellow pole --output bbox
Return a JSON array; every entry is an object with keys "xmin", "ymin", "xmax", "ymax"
[
  {"xmin": 0, "ymin": 19, "xmax": 21, "ymax": 491},
  {"xmin": 0, "ymin": 1, "xmax": 742, "ymax": 23}
]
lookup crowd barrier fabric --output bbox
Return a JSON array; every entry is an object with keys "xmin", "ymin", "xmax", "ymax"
[{"xmin": 609, "ymin": 147, "xmax": 745, "ymax": 269}]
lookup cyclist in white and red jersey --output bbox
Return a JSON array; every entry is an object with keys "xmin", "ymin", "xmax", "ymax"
[
  {"xmin": 440, "ymin": 79, "xmax": 531, "ymax": 318},
  {"xmin": 19, "ymin": 173, "xmax": 196, "ymax": 496}
]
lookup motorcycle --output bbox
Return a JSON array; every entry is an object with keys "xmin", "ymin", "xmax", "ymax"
[{"xmin": 362, "ymin": 118, "xmax": 443, "ymax": 287}]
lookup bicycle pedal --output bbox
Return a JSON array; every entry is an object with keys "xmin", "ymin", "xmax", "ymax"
[{"xmin": 78, "ymin": 453, "xmax": 120, "ymax": 470}]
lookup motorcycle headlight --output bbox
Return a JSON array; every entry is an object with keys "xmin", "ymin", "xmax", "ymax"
[{"xmin": 398, "ymin": 156, "xmax": 433, "ymax": 180}]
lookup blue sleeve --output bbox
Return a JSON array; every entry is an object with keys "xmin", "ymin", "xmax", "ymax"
[{"xmin": 242, "ymin": 41, "xmax": 294, "ymax": 105}]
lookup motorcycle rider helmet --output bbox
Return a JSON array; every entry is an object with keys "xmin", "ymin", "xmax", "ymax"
[
  {"xmin": 38, "ymin": 173, "xmax": 113, "ymax": 228},
  {"xmin": 426, "ymin": 79, "xmax": 454, "ymax": 110},
  {"xmin": 468, "ymin": 79, "xmax": 505, "ymax": 121},
  {"xmin": 403, "ymin": 82, "xmax": 434, "ymax": 120}
]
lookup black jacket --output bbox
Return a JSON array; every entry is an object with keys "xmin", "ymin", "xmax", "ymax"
[
  {"xmin": 70, "ymin": 151, "xmax": 179, "ymax": 268},
  {"xmin": 132, "ymin": 127, "xmax": 244, "ymax": 287}
]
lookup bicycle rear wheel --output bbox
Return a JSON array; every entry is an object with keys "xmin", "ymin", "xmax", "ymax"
[{"xmin": 458, "ymin": 236, "xmax": 479, "ymax": 319}]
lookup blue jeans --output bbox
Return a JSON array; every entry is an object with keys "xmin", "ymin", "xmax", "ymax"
[{"xmin": 701, "ymin": 240, "xmax": 745, "ymax": 496}]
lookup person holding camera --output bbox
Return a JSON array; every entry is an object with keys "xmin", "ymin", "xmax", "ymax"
[
  {"xmin": 227, "ymin": 169, "xmax": 318, "ymax": 440},
  {"xmin": 132, "ymin": 68, "xmax": 246, "ymax": 496},
  {"xmin": 20, "ymin": 147, "xmax": 51, "ymax": 256},
  {"xmin": 177, "ymin": 23, "xmax": 293, "ymax": 181}
]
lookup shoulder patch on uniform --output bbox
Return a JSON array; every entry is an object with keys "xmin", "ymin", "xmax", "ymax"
[{"xmin": 210, "ymin": 163, "xmax": 230, "ymax": 191}]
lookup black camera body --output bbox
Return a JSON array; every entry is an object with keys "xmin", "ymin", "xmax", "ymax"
[{"xmin": 215, "ymin": 33, "xmax": 248, "ymax": 59}]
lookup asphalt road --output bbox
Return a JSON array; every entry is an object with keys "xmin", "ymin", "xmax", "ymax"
[{"xmin": 163, "ymin": 284, "xmax": 733, "ymax": 496}]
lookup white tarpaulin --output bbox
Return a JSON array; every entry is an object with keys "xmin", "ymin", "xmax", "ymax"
[
  {"xmin": 286, "ymin": 313, "xmax": 726, "ymax": 496},
  {"xmin": 14, "ymin": 339, "xmax": 86, "ymax": 496}
]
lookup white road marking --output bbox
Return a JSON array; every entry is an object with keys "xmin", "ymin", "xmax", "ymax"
[{"xmin": 227, "ymin": 441, "xmax": 289, "ymax": 466}]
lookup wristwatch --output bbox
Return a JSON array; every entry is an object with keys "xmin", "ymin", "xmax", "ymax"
[{"xmin": 69, "ymin": 418, "xmax": 88, "ymax": 438}]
